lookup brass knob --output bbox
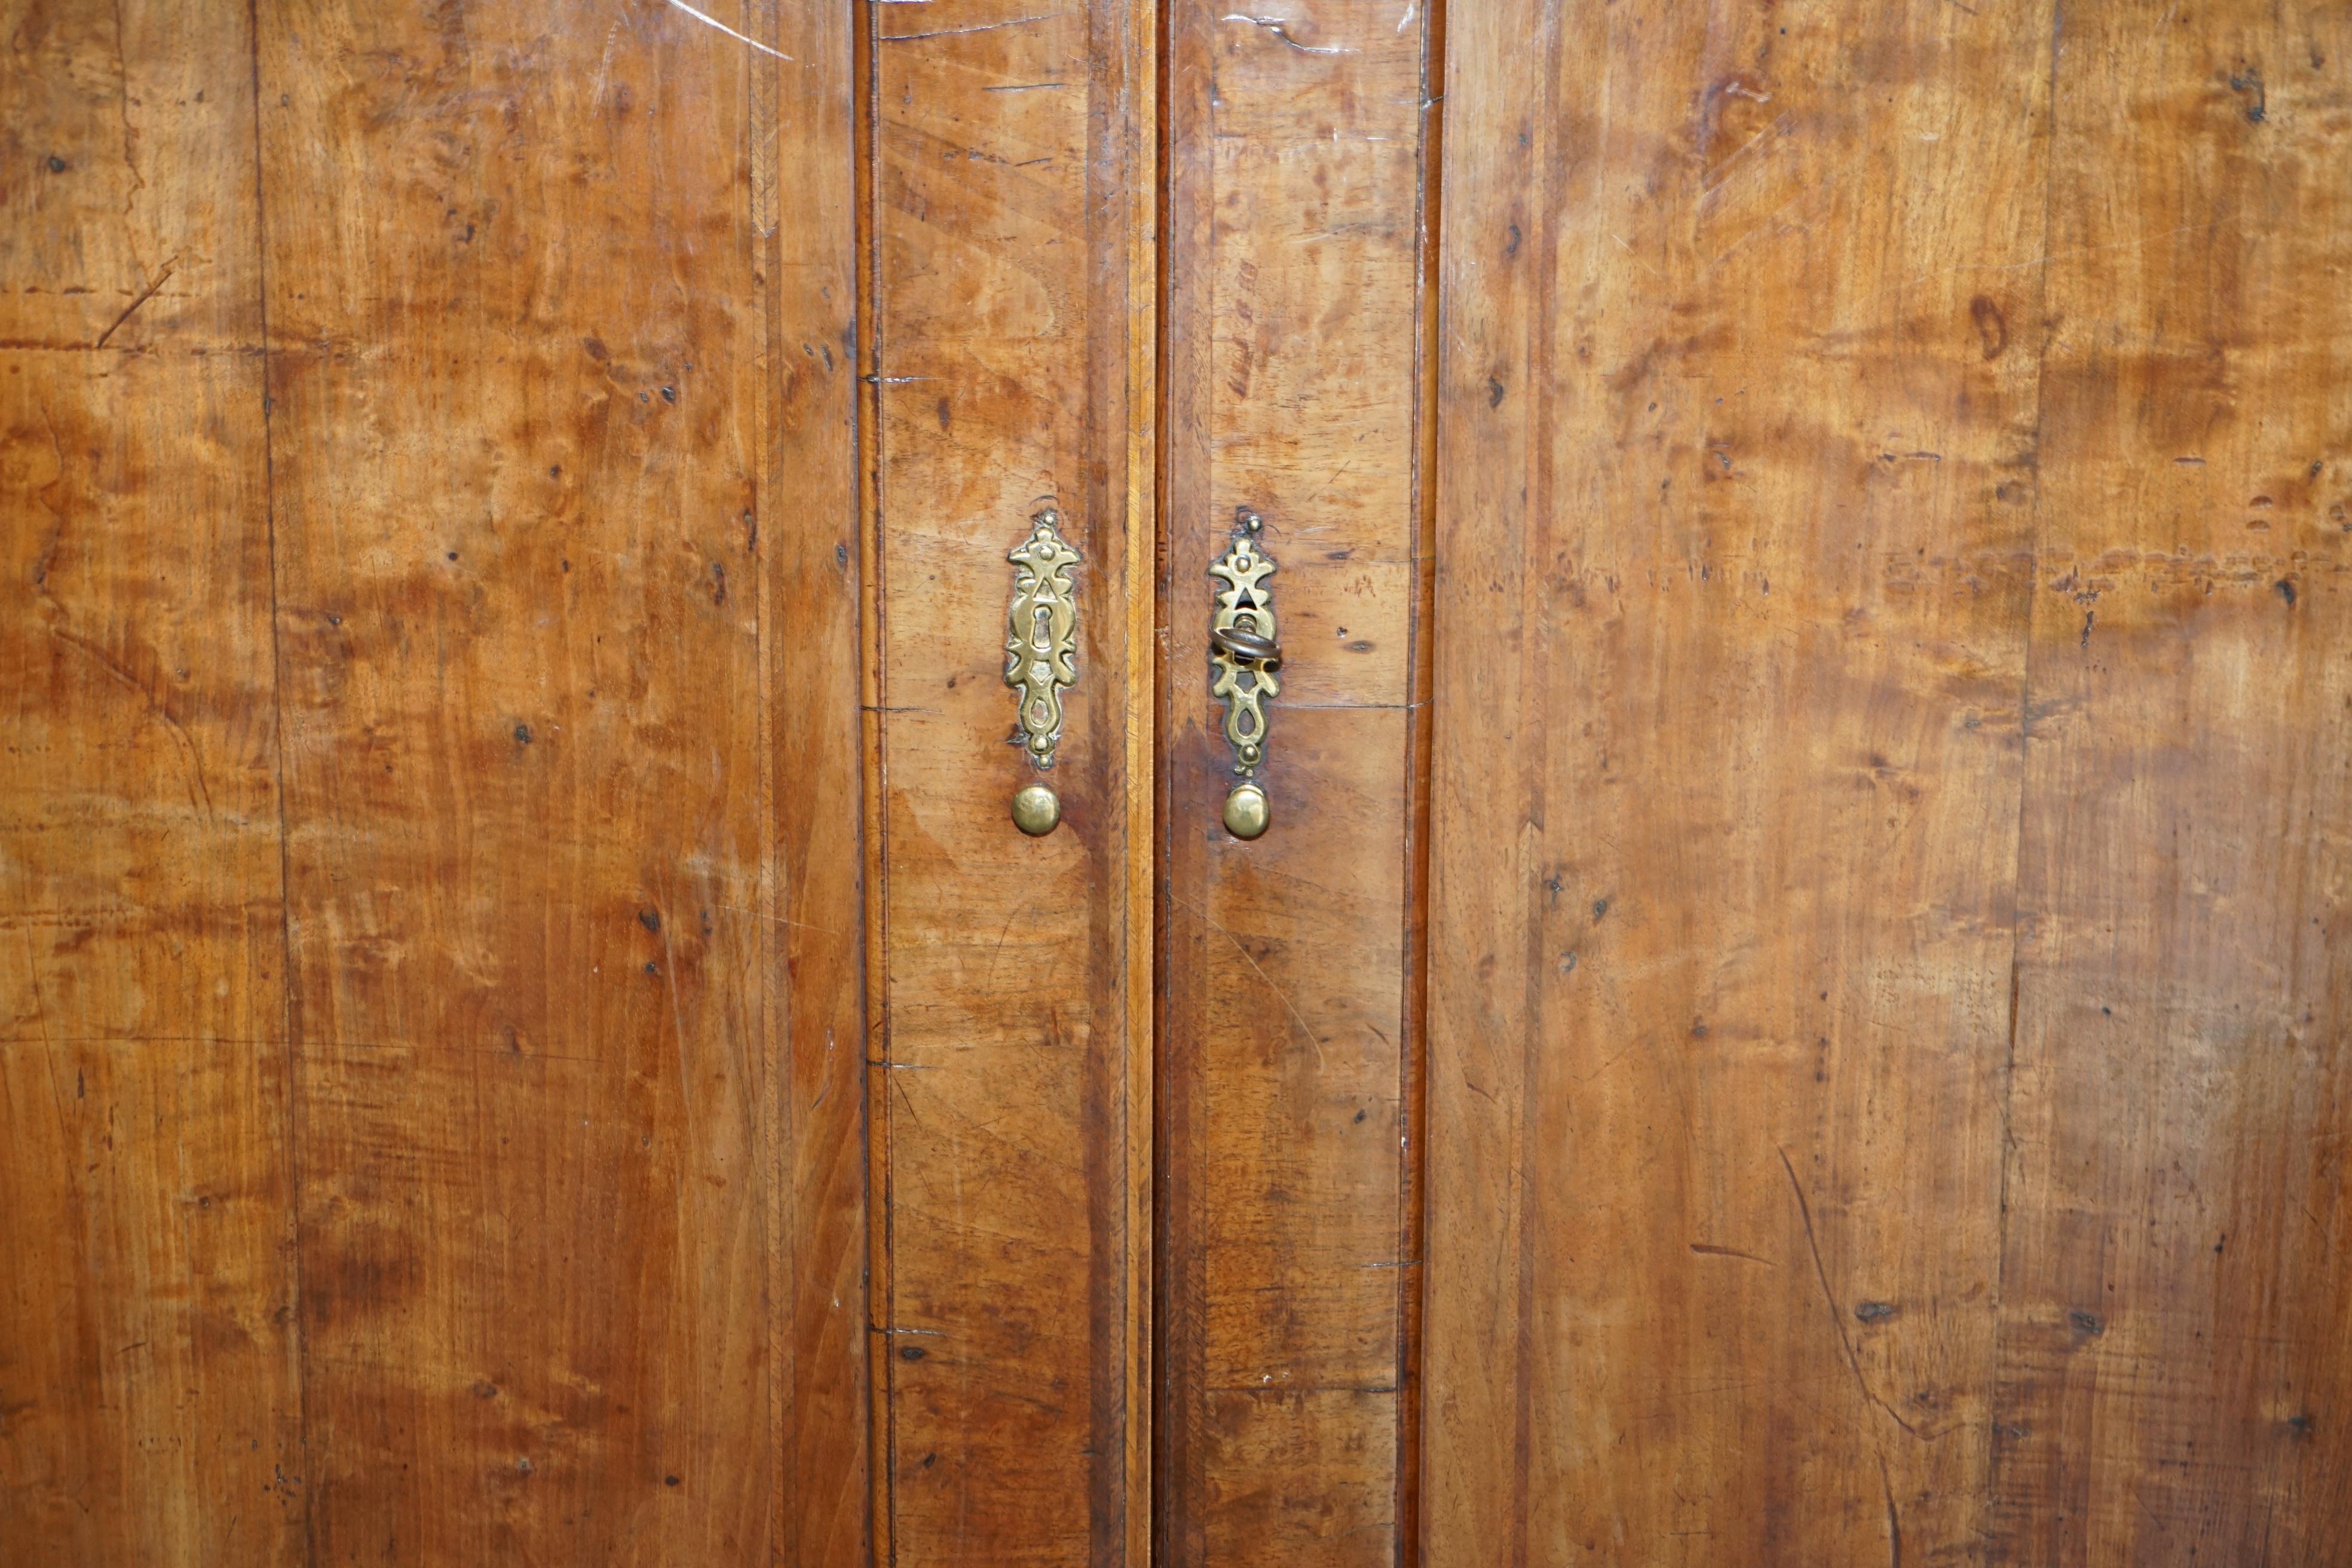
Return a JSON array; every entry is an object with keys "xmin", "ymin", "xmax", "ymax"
[
  {"xmin": 1011, "ymin": 783, "xmax": 1061, "ymax": 837},
  {"xmin": 1223, "ymin": 783, "xmax": 1269, "ymax": 840}
]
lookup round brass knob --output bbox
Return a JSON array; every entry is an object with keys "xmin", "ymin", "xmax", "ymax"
[
  {"xmin": 1012, "ymin": 783, "xmax": 1062, "ymax": 837},
  {"xmin": 1223, "ymin": 782, "xmax": 1269, "ymax": 840}
]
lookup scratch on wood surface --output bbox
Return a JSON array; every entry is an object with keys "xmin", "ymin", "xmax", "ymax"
[
  {"xmin": 1701, "ymin": 188, "xmax": 1814, "ymax": 274},
  {"xmin": 590, "ymin": 17, "xmax": 624, "ymax": 100},
  {"xmin": 710, "ymin": 902, "xmax": 841, "ymax": 936},
  {"xmin": 986, "ymin": 906, "xmax": 1022, "ymax": 980},
  {"xmin": 105, "ymin": 0, "xmax": 144, "ymax": 212},
  {"xmin": 45, "ymin": 627, "xmax": 215, "ymax": 817},
  {"xmin": 1173, "ymin": 893, "xmax": 1326, "ymax": 1068},
  {"xmin": 808, "ymin": 1031, "xmax": 838, "ymax": 1111},
  {"xmin": 16, "ymin": 932, "xmax": 56, "ymax": 1052},
  {"xmin": 1878, "ymin": 1450, "xmax": 1903, "ymax": 1568},
  {"xmin": 93, "ymin": 256, "xmax": 176, "ymax": 348},
  {"xmin": 1699, "ymin": 115, "xmax": 1791, "ymax": 203},
  {"xmin": 1301, "ymin": 456, "xmax": 1356, "ymax": 506},
  {"xmin": 1881, "ymin": 220, "xmax": 2234, "ymax": 299},
  {"xmin": 1220, "ymin": 13, "xmax": 1356, "ymax": 53},
  {"xmin": 1572, "ymin": 1042, "xmax": 1637, "ymax": 1085},
  {"xmin": 655, "ymin": 920, "xmax": 690, "ymax": 1086},
  {"xmin": 883, "ymin": 11, "xmax": 1065, "ymax": 41},
  {"xmin": 1609, "ymin": 232, "xmax": 1667, "ymax": 281},
  {"xmin": 659, "ymin": 0, "xmax": 791, "ymax": 60},
  {"xmin": 1778, "ymin": 1146, "xmax": 1924, "ymax": 1440},
  {"xmin": 1689, "ymin": 1241, "xmax": 1776, "ymax": 1266}
]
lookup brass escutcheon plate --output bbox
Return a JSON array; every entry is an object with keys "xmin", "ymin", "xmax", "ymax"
[
  {"xmin": 1208, "ymin": 507, "xmax": 1281, "ymax": 838},
  {"xmin": 1004, "ymin": 507, "xmax": 1079, "ymax": 835},
  {"xmin": 1005, "ymin": 506, "xmax": 1079, "ymax": 771}
]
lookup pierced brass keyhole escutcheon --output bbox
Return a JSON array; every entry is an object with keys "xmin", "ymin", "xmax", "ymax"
[
  {"xmin": 1208, "ymin": 507, "xmax": 1280, "ymax": 840},
  {"xmin": 1005, "ymin": 506, "xmax": 1079, "ymax": 835}
]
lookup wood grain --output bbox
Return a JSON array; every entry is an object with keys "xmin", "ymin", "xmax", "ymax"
[
  {"xmin": 862, "ymin": 0, "xmax": 1156, "ymax": 1559},
  {"xmin": 246, "ymin": 0, "xmax": 861, "ymax": 1559},
  {"xmin": 0, "ymin": 4, "xmax": 302, "ymax": 1561},
  {"xmin": 765, "ymin": 0, "xmax": 872, "ymax": 1561},
  {"xmin": 1157, "ymin": 0, "xmax": 1439, "ymax": 1561},
  {"xmin": 1990, "ymin": 4, "xmax": 2352, "ymax": 1561},
  {"xmin": 11, "ymin": 3, "xmax": 2347, "ymax": 1562},
  {"xmin": 8, "ymin": 4, "xmax": 870, "ymax": 1562},
  {"xmin": 1424, "ymin": 0, "xmax": 2053, "ymax": 1560},
  {"xmin": 1426, "ymin": 0, "xmax": 2352, "ymax": 1562}
]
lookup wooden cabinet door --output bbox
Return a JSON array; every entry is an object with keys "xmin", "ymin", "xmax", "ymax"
[
  {"xmin": 4, "ymin": 1, "xmax": 1152, "ymax": 1564},
  {"xmin": 859, "ymin": 1, "xmax": 1155, "ymax": 1562},
  {"xmin": 10, "ymin": 1, "xmax": 2351, "ymax": 1564},
  {"xmin": 2, "ymin": 4, "xmax": 873, "ymax": 1561},
  {"xmin": 1416, "ymin": 2, "xmax": 2352, "ymax": 1564},
  {"xmin": 1155, "ymin": 0, "xmax": 2351, "ymax": 1563},
  {"xmin": 1155, "ymin": 2, "xmax": 1440, "ymax": 1564}
]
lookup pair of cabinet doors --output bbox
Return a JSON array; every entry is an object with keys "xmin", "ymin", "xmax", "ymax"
[{"xmin": 5, "ymin": 0, "xmax": 2348, "ymax": 1563}]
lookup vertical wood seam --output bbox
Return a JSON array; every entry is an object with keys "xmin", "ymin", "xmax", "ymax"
[
  {"xmin": 1983, "ymin": 2, "xmax": 2069, "ymax": 1552},
  {"xmin": 851, "ymin": 0, "xmax": 892, "ymax": 1557},
  {"xmin": 1151, "ymin": 5, "xmax": 1210, "ymax": 1561},
  {"xmin": 1126, "ymin": 1, "xmax": 1162, "ymax": 1560},
  {"xmin": 1147, "ymin": 0, "xmax": 1177, "ymax": 1558},
  {"xmin": 241, "ymin": 4, "xmax": 313, "ymax": 1560},
  {"xmin": 748, "ymin": 4, "xmax": 785, "ymax": 1557},
  {"xmin": 1502, "ymin": 7, "xmax": 1572, "ymax": 1561},
  {"xmin": 1088, "ymin": 5, "xmax": 1119, "ymax": 1548},
  {"xmin": 1395, "ymin": 0, "xmax": 1450, "ymax": 1560}
]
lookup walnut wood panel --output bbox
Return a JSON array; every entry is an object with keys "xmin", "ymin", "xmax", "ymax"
[
  {"xmin": 256, "ymin": 5, "xmax": 760, "ymax": 1557},
  {"xmin": 1157, "ymin": 1, "xmax": 1439, "ymax": 1563},
  {"xmin": 1426, "ymin": 0, "xmax": 2352, "ymax": 1562},
  {"xmin": 1989, "ymin": 5, "xmax": 2352, "ymax": 1561},
  {"xmin": 1, "ymin": 5, "xmax": 301, "ymax": 1560},
  {"xmin": 768, "ymin": 0, "xmax": 873, "ymax": 1563},
  {"xmin": 11, "ymin": 2, "xmax": 865, "ymax": 1562},
  {"xmin": 1424, "ymin": 0, "xmax": 2051, "ymax": 1560},
  {"xmin": 862, "ymin": 0, "xmax": 1154, "ymax": 1561},
  {"xmin": 248, "ymin": 1, "xmax": 860, "ymax": 1560}
]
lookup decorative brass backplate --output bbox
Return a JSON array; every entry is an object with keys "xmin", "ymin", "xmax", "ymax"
[
  {"xmin": 1208, "ymin": 508, "xmax": 1280, "ymax": 837},
  {"xmin": 1004, "ymin": 507, "xmax": 1080, "ymax": 773}
]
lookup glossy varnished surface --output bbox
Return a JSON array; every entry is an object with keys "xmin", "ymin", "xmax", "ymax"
[
  {"xmin": 2, "ymin": 5, "xmax": 301, "ymax": 1560},
  {"xmin": 3, "ymin": 2, "xmax": 866, "ymax": 1560},
  {"xmin": 1157, "ymin": 0, "xmax": 1438, "ymax": 1562},
  {"xmin": 1425, "ymin": 0, "xmax": 2349, "ymax": 1562},
  {"xmin": 1992, "ymin": 5, "xmax": 2352, "ymax": 1560},
  {"xmin": 861, "ymin": 0, "xmax": 1156, "ymax": 1558},
  {"xmin": 260, "ymin": 10, "xmax": 780, "ymax": 1553},
  {"xmin": 10, "ymin": 2, "xmax": 2348, "ymax": 1561},
  {"xmin": 768, "ymin": 0, "xmax": 873, "ymax": 1560}
]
